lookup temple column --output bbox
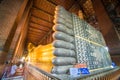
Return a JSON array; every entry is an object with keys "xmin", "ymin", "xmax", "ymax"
[{"xmin": 0, "ymin": 0, "xmax": 29, "ymax": 75}]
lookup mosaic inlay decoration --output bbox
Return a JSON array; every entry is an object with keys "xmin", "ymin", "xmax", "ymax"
[{"xmin": 72, "ymin": 14, "xmax": 112, "ymax": 70}]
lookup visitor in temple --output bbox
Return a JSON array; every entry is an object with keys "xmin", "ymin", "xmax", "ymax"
[
  {"xmin": 9, "ymin": 62, "xmax": 18, "ymax": 77},
  {"xmin": 0, "ymin": 61, "xmax": 11, "ymax": 79},
  {"xmin": 14, "ymin": 59, "xmax": 25, "ymax": 76}
]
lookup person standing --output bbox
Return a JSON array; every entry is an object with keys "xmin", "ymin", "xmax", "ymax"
[
  {"xmin": 1, "ymin": 61, "xmax": 11, "ymax": 79},
  {"xmin": 9, "ymin": 63, "xmax": 18, "ymax": 77},
  {"xmin": 14, "ymin": 61, "xmax": 25, "ymax": 76}
]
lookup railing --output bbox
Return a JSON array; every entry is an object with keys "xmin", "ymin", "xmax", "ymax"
[
  {"xmin": 24, "ymin": 64, "xmax": 120, "ymax": 80},
  {"xmin": 2, "ymin": 76, "xmax": 24, "ymax": 80},
  {"xmin": 25, "ymin": 64, "xmax": 60, "ymax": 80},
  {"xmin": 76, "ymin": 67, "xmax": 120, "ymax": 80}
]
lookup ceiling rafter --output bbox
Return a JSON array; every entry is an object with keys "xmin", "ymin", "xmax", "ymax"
[
  {"xmin": 27, "ymin": 39, "xmax": 39, "ymax": 45},
  {"xmin": 28, "ymin": 37, "xmax": 40, "ymax": 41},
  {"xmin": 30, "ymin": 16, "xmax": 53, "ymax": 28},
  {"xmin": 28, "ymin": 36, "xmax": 40, "ymax": 40},
  {"xmin": 30, "ymin": 21, "xmax": 52, "ymax": 29},
  {"xmin": 33, "ymin": 0, "xmax": 56, "ymax": 14},
  {"xmin": 28, "ymin": 35, "xmax": 42, "ymax": 39},
  {"xmin": 68, "ymin": 0, "xmax": 76, "ymax": 10},
  {"xmin": 31, "ymin": 14, "xmax": 52, "ymax": 23},
  {"xmin": 28, "ymin": 34, "xmax": 46, "ymax": 39},
  {"xmin": 47, "ymin": 0, "xmax": 75, "ymax": 10},
  {"xmin": 38, "ymin": 29, "xmax": 53, "ymax": 44},
  {"xmin": 28, "ymin": 36, "xmax": 42, "ymax": 40},
  {"xmin": 47, "ymin": 0, "xmax": 58, "ymax": 6},
  {"xmin": 28, "ymin": 27, "xmax": 48, "ymax": 34},
  {"xmin": 31, "ymin": 7, "xmax": 54, "ymax": 22},
  {"xmin": 78, "ymin": 0, "xmax": 87, "ymax": 5},
  {"xmin": 29, "ymin": 23, "xmax": 50, "ymax": 32},
  {"xmin": 32, "ymin": 6, "xmax": 54, "ymax": 16},
  {"xmin": 28, "ymin": 36, "xmax": 44, "ymax": 42},
  {"xmin": 28, "ymin": 31, "xmax": 43, "ymax": 36},
  {"xmin": 76, "ymin": 0, "xmax": 87, "ymax": 17}
]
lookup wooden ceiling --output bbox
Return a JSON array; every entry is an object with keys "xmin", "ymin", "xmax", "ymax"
[
  {"xmin": 28, "ymin": 0, "xmax": 117, "ymax": 46},
  {"xmin": 27, "ymin": 0, "xmax": 90, "ymax": 45}
]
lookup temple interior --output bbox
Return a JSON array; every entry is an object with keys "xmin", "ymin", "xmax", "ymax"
[{"xmin": 0, "ymin": 0, "xmax": 120, "ymax": 80}]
